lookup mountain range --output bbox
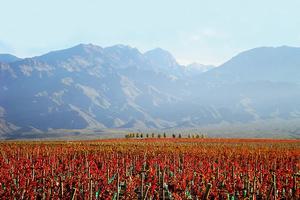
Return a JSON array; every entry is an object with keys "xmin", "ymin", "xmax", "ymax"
[{"xmin": 1, "ymin": 44, "xmax": 300, "ymax": 139}]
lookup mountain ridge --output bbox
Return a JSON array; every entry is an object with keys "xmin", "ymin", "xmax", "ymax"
[
  {"xmin": 0, "ymin": 54, "xmax": 21, "ymax": 63},
  {"xmin": 1, "ymin": 44, "xmax": 300, "ymax": 139}
]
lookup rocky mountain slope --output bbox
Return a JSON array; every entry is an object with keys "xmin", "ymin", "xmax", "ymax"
[{"xmin": 1, "ymin": 44, "xmax": 300, "ymax": 138}]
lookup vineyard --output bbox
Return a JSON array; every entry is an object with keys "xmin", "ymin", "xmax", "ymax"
[{"xmin": 0, "ymin": 138, "xmax": 299, "ymax": 199}]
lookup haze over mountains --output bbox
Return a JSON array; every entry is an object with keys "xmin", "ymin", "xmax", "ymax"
[{"xmin": 1, "ymin": 44, "xmax": 300, "ymax": 139}]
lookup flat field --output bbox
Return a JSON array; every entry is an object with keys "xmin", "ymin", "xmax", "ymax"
[{"xmin": 0, "ymin": 138, "xmax": 299, "ymax": 199}]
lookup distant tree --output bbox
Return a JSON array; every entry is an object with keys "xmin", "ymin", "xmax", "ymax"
[
  {"xmin": 125, "ymin": 133, "xmax": 135, "ymax": 138},
  {"xmin": 136, "ymin": 133, "xmax": 139, "ymax": 138},
  {"xmin": 188, "ymin": 134, "xmax": 191, "ymax": 138},
  {"xmin": 158, "ymin": 134, "xmax": 161, "ymax": 138},
  {"xmin": 140, "ymin": 133, "xmax": 143, "ymax": 138},
  {"xmin": 178, "ymin": 134, "xmax": 182, "ymax": 138},
  {"xmin": 172, "ymin": 134, "xmax": 176, "ymax": 138},
  {"xmin": 196, "ymin": 134, "xmax": 200, "ymax": 138},
  {"xmin": 152, "ymin": 133, "xmax": 155, "ymax": 138},
  {"xmin": 163, "ymin": 132, "xmax": 166, "ymax": 138},
  {"xmin": 146, "ymin": 133, "xmax": 149, "ymax": 138}
]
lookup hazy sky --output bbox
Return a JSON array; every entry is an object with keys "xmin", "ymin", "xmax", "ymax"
[{"xmin": 1, "ymin": 0, "xmax": 300, "ymax": 65}]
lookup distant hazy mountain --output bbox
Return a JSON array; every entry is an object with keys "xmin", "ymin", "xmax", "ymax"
[
  {"xmin": 202, "ymin": 46, "xmax": 300, "ymax": 83},
  {"xmin": 184, "ymin": 63, "xmax": 215, "ymax": 76},
  {"xmin": 0, "ymin": 54, "xmax": 21, "ymax": 63},
  {"xmin": 1, "ymin": 44, "xmax": 300, "ymax": 138},
  {"xmin": 144, "ymin": 48, "xmax": 182, "ymax": 74}
]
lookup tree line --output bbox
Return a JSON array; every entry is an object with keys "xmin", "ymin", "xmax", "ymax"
[{"xmin": 124, "ymin": 132, "xmax": 207, "ymax": 138}]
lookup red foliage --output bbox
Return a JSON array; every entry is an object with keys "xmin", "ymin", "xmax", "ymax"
[{"xmin": 0, "ymin": 138, "xmax": 299, "ymax": 199}]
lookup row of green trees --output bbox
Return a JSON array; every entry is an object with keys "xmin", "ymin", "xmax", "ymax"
[{"xmin": 124, "ymin": 132, "xmax": 207, "ymax": 138}]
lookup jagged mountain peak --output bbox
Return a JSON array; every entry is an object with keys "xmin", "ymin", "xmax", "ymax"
[
  {"xmin": 106, "ymin": 44, "xmax": 135, "ymax": 50},
  {"xmin": 144, "ymin": 48, "xmax": 177, "ymax": 64},
  {"xmin": 75, "ymin": 43, "xmax": 103, "ymax": 52},
  {"xmin": 104, "ymin": 44, "xmax": 142, "ymax": 56},
  {"xmin": 36, "ymin": 43, "xmax": 104, "ymax": 63},
  {"xmin": 144, "ymin": 48, "xmax": 180, "ymax": 74},
  {"xmin": 145, "ymin": 47, "xmax": 172, "ymax": 55}
]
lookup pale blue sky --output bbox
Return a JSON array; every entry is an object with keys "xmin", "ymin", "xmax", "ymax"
[{"xmin": 0, "ymin": 0, "xmax": 300, "ymax": 65}]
